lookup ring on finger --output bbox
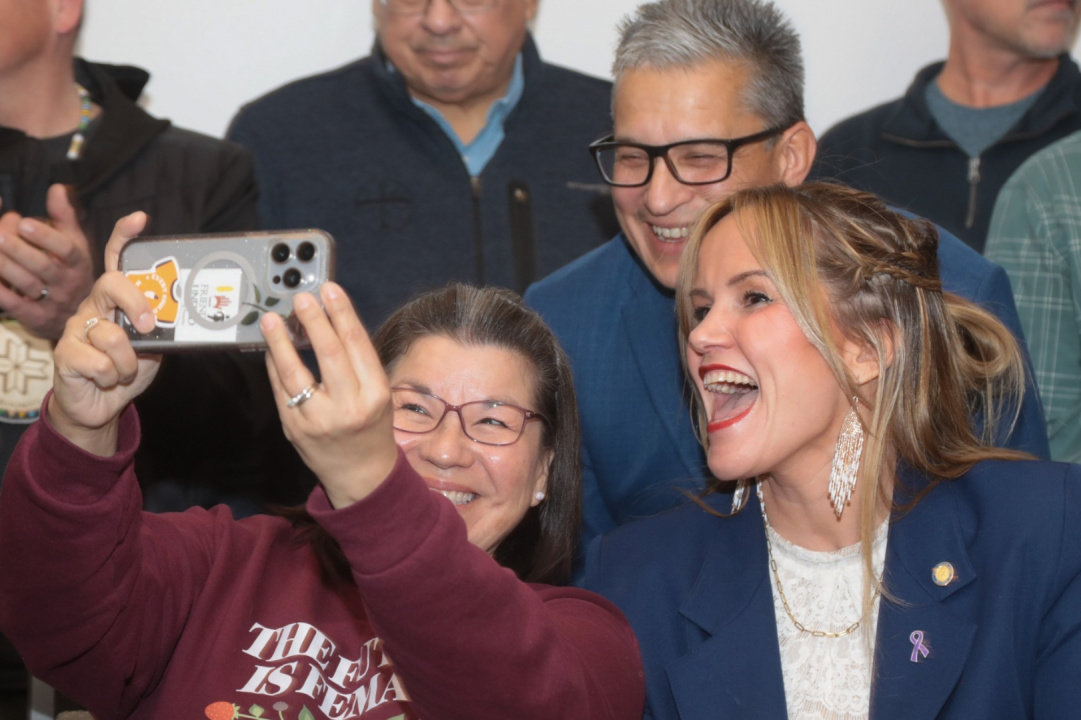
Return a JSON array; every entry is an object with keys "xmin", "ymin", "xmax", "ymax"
[
  {"xmin": 287, "ymin": 383, "xmax": 318, "ymax": 409},
  {"xmin": 35, "ymin": 286, "xmax": 49, "ymax": 302},
  {"xmin": 83, "ymin": 316, "xmax": 106, "ymax": 343}
]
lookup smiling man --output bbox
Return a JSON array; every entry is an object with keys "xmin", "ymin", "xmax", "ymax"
[
  {"xmin": 229, "ymin": 0, "xmax": 616, "ymax": 328},
  {"xmin": 525, "ymin": 0, "xmax": 1050, "ymax": 561},
  {"xmin": 816, "ymin": 0, "xmax": 1081, "ymax": 253}
]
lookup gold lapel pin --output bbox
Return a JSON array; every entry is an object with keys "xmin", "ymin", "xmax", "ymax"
[{"xmin": 932, "ymin": 561, "xmax": 956, "ymax": 586}]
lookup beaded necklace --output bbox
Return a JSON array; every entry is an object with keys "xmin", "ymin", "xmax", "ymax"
[{"xmin": 66, "ymin": 83, "xmax": 92, "ymax": 161}]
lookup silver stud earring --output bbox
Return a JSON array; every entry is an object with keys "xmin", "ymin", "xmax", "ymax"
[
  {"xmin": 828, "ymin": 397, "xmax": 864, "ymax": 519},
  {"xmin": 534, "ymin": 491, "xmax": 546, "ymax": 502}
]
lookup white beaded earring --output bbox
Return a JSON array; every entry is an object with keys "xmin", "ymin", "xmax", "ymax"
[
  {"xmin": 534, "ymin": 491, "xmax": 546, "ymax": 502},
  {"xmin": 827, "ymin": 397, "xmax": 864, "ymax": 519}
]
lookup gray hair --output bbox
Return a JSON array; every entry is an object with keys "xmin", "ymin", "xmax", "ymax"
[{"xmin": 613, "ymin": 0, "xmax": 805, "ymax": 128}]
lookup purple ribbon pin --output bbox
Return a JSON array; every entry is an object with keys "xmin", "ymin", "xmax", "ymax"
[{"xmin": 909, "ymin": 630, "xmax": 930, "ymax": 663}]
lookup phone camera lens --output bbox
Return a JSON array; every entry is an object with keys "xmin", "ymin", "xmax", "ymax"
[
  {"xmin": 296, "ymin": 242, "xmax": 315, "ymax": 262},
  {"xmin": 283, "ymin": 268, "xmax": 302, "ymax": 288},
  {"xmin": 271, "ymin": 243, "xmax": 291, "ymax": 263}
]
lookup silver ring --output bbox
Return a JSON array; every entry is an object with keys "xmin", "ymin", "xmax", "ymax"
[
  {"xmin": 287, "ymin": 383, "xmax": 318, "ymax": 409},
  {"xmin": 35, "ymin": 286, "xmax": 49, "ymax": 302},
  {"xmin": 82, "ymin": 316, "xmax": 104, "ymax": 343}
]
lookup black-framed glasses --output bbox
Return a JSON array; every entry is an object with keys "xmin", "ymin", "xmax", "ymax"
[
  {"xmin": 588, "ymin": 124, "xmax": 793, "ymax": 187},
  {"xmin": 378, "ymin": 0, "xmax": 498, "ymax": 15},
  {"xmin": 391, "ymin": 387, "xmax": 545, "ymax": 446}
]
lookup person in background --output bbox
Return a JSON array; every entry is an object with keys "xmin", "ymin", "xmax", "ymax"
[
  {"xmin": 0, "ymin": 211, "xmax": 643, "ymax": 718},
  {"xmin": 585, "ymin": 182, "xmax": 1081, "ymax": 719},
  {"xmin": 0, "ymin": 0, "xmax": 306, "ymax": 704},
  {"xmin": 986, "ymin": 128, "xmax": 1081, "ymax": 462},
  {"xmin": 525, "ymin": 0, "xmax": 1049, "ymax": 563},
  {"xmin": 228, "ymin": 0, "xmax": 617, "ymax": 329},
  {"xmin": 0, "ymin": 0, "xmax": 303, "ymax": 512},
  {"xmin": 816, "ymin": 0, "xmax": 1081, "ymax": 253}
]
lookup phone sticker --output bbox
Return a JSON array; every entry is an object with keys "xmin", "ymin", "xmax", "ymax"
[
  {"xmin": 124, "ymin": 251, "xmax": 264, "ymax": 344},
  {"xmin": 127, "ymin": 257, "xmax": 180, "ymax": 326},
  {"xmin": 173, "ymin": 267, "xmax": 245, "ymax": 341}
]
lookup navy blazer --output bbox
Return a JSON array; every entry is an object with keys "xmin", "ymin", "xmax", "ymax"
[
  {"xmin": 526, "ymin": 232, "xmax": 1050, "ymax": 554},
  {"xmin": 525, "ymin": 235, "xmax": 706, "ymax": 550},
  {"xmin": 583, "ymin": 460, "xmax": 1081, "ymax": 719}
]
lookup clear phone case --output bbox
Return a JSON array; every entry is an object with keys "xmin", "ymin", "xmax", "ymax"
[{"xmin": 116, "ymin": 229, "xmax": 336, "ymax": 352}]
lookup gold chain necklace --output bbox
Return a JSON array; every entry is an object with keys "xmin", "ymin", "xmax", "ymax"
[{"xmin": 756, "ymin": 483, "xmax": 879, "ymax": 639}]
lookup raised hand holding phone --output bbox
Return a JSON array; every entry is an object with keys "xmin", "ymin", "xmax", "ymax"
[
  {"xmin": 260, "ymin": 282, "xmax": 398, "ymax": 510},
  {"xmin": 48, "ymin": 212, "xmax": 160, "ymax": 457}
]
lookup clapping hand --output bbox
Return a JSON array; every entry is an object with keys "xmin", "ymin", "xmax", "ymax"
[{"xmin": 0, "ymin": 184, "xmax": 96, "ymax": 339}]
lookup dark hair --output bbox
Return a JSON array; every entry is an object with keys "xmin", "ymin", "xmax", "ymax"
[{"xmin": 292, "ymin": 284, "xmax": 581, "ymax": 586}]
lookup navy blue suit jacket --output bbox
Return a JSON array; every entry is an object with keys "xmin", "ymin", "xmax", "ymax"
[
  {"xmin": 583, "ymin": 460, "xmax": 1081, "ymax": 719},
  {"xmin": 525, "ymin": 232, "xmax": 1050, "ymax": 554},
  {"xmin": 526, "ymin": 236, "xmax": 708, "ymax": 551}
]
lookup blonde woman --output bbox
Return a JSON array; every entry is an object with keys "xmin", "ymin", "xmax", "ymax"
[{"xmin": 585, "ymin": 183, "xmax": 1081, "ymax": 719}]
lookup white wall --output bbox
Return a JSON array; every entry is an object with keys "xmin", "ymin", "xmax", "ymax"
[{"xmin": 77, "ymin": 1, "xmax": 1066, "ymax": 140}]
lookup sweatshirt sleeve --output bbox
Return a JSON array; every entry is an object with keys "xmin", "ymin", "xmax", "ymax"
[
  {"xmin": 307, "ymin": 450, "xmax": 645, "ymax": 720},
  {"xmin": 0, "ymin": 405, "xmax": 226, "ymax": 718}
]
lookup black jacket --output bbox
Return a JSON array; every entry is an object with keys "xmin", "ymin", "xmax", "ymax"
[
  {"xmin": 0, "ymin": 60, "xmax": 307, "ymax": 510},
  {"xmin": 814, "ymin": 55, "xmax": 1081, "ymax": 253},
  {"xmin": 229, "ymin": 34, "xmax": 618, "ymax": 328},
  {"xmin": 0, "ymin": 58, "xmax": 259, "ymax": 269}
]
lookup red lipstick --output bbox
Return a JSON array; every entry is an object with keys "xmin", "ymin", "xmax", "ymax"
[{"xmin": 698, "ymin": 363, "xmax": 745, "ymax": 380}]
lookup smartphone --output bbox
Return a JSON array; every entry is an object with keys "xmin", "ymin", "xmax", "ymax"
[{"xmin": 116, "ymin": 229, "xmax": 336, "ymax": 352}]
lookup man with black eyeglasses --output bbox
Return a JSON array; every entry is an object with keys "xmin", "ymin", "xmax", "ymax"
[
  {"xmin": 526, "ymin": 0, "xmax": 1049, "ymax": 566},
  {"xmin": 228, "ymin": 0, "xmax": 616, "ymax": 329}
]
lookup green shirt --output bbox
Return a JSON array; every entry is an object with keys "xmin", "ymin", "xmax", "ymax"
[{"xmin": 987, "ymin": 131, "xmax": 1081, "ymax": 461}]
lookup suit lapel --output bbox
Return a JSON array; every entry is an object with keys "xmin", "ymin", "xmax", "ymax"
[
  {"xmin": 660, "ymin": 478, "xmax": 978, "ymax": 719},
  {"xmin": 872, "ymin": 479, "xmax": 977, "ymax": 719},
  {"xmin": 620, "ymin": 253, "xmax": 704, "ymax": 479},
  {"xmin": 667, "ymin": 494, "xmax": 789, "ymax": 719}
]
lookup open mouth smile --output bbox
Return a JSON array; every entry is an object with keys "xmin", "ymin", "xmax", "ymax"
[
  {"xmin": 429, "ymin": 488, "xmax": 477, "ymax": 506},
  {"xmin": 651, "ymin": 225, "xmax": 689, "ymax": 243},
  {"xmin": 700, "ymin": 366, "xmax": 759, "ymax": 431}
]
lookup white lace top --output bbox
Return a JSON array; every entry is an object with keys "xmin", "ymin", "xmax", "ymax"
[{"xmin": 763, "ymin": 517, "xmax": 888, "ymax": 720}]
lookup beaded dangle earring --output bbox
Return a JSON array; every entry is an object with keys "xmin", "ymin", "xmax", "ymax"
[{"xmin": 827, "ymin": 397, "xmax": 864, "ymax": 519}]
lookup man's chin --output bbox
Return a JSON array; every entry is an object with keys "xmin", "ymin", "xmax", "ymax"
[{"xmin": 644, "ymin": 241, "xmax": 688, "ymax": 290}]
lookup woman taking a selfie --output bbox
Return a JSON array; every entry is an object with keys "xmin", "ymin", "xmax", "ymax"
[
  {"xmin": 584, "ymin": 183, "xmax": 1081, "ymax": 719},
  {"xmin": 0, "ymin": 213, "xmax": 643, "ymax": 720}
]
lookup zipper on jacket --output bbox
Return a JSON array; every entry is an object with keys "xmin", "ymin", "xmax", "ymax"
[
  {"xmin": 965, "ymin": 157, "xmax": 981, "ymax": 230},
  {"xmin": 508, "ymin": 180, "xmax": 536, "ymax": 294},
  {"xmin": 471, "ymin": 176, "xmax": 486, "ymax": 284}
]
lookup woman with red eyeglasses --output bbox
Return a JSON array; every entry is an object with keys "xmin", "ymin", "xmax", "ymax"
[{"xmin": 0, "ymin": 212, "xmax": 643, "ymax": 720}]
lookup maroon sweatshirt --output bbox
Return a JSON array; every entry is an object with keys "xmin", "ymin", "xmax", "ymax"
[{"xmin": 0, "ymin": 406, "xmax": 644, "ymax": 720}]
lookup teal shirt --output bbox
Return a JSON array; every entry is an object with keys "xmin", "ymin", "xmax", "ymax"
[
  {"xmin": 987, "ymin": 130, "xmax": 1081, "ymax": 462},
  {"xmin": 409, "ymin": 54, "xmax": 525, "ymax": 176},
  {"xmin": 925, "ymin": 79, "xmax": 1041, "ymax": 159}
]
